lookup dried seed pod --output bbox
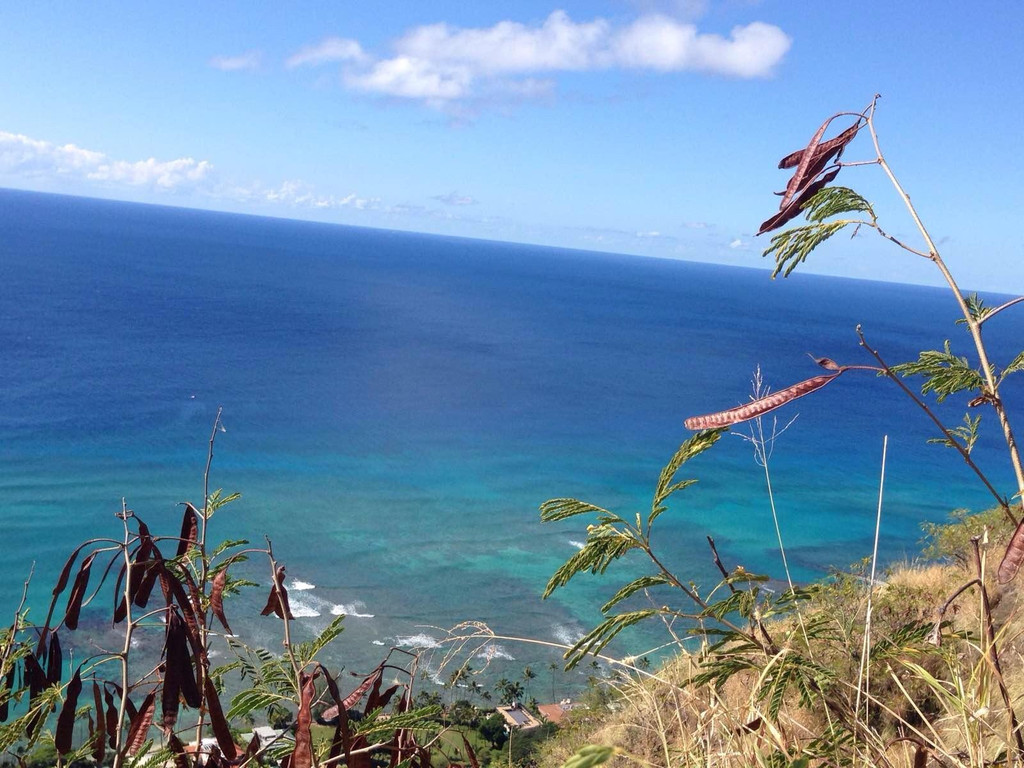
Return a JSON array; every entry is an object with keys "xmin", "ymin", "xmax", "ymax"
[
  {"xmin": 776, "ymin": 118, "xmax": 831, "ymax": 212},
  {"xmin": 64, "ymin": 552, "xmax": 98, "ymax": 630},
  {"xmin": 55, "ymin": 667, "xmax": 83, "ymax": 755},
  {"xmin": 92, "ymin": 682, "xmax": 105, "ymax": 764},
  {"xmin": 778, "ymin": 121, "xmax": 861, "ymax": 169},
  {"xmin": 998, "ymin": 519, "xmax": 1024, "ymax": 583},
  {"xmin": 175, "ymin": 503, "xmax": 200, "ymax": 559},
  {"xmin": 290, "ymin": 672, "xmax": 317, "ymax": 768},
  {"xmin": 46, "ymin": 631, "xmax": 63, "ymax": 686},
  {"xmin": 260, "ymin": 566, "xmax": 295, "ymax": 620},
  {"xmin": 685, "ymin": 372, "xmax": 843, "ymax": 430},
  {"xmin": 210, "ymin": 567, "xmax": 232, "ymax": 635},
  {"xmin": 758, "ymin": 167, "xmax": 841, "ymax": 235},
  {"xmin": 125, "ymin": 692, "xmax": 155, "ymax": 756},
  {"xmin": 204, "ymin": 676, "xmax": 237, "ymax": 760}
]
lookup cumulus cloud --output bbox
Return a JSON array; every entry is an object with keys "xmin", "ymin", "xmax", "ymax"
[
  {"xmin": 286, "ymin": 37, "xmax": 366, "ymax": 68},
  {"xmin": 291, "ymin": 10, "xmax": 790, "ymax": 109},
  {"xmin": 0, "ymin": 131, "xmax": 212, "ymax": 189},
  {"xmin": 209, "ymin": 50, "xmax": 263, "ymax": 72},
  {"xmin": 613, "ymin": 17, "xmax": 789, "ymax": 76},
  {"xmin": 433, "ymin": 191, "xmax": 477, "ymax": 206},
  {"xmin": 0, "ymin": 130, "xmax": 379, "ymax": 214},
  {"xmin": 261, "ymin": 180, "xmax": 378, "ymax": 210}
]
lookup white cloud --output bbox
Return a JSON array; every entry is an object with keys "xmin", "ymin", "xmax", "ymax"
[
  {"xmin": 292, "ymin": 10, "xmax": 790, "ymax": 109},
  {"xmin": 433, "ymin": 191, "xmax": 477, "ymax": 206},
  {"xmin": 210, "ymin": 50, "xmax": 263, "ymax": 72},
  {"xmin": 394, "ymin": 11, "xmax": 609, "ymax": 73},
  {"xmin": 261, "ymin": 180, "xmax": 378, "ymax": 210},
  {"xmin": 614, "ymin": 17, "xmax": 790, "ymax": 76},
  {"xmin": 286, "ymin": 37, "xmax": 366, "ymax": 69},
  {"xmin": 0, "ymin": 130, "xmax": 379, "ymax": 212},
  {"xmin": 0, "ymin": 131, "xmax": 212, "ymax": 190},
  {"xmin": 729, "ymin": 237, "xmax": 745, "ymax": 248},
  {"xmin": 345, "ymin": 57, "xmax": 473, "ymax": 101}
]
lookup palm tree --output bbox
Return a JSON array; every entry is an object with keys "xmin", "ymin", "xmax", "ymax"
[{"xmin": 521, "ymin": 665, "xmax": 536, "ymax": 701}]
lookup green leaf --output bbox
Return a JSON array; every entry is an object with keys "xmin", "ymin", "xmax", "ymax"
[
  {"xmin": 650, "ymin": 429, "xmax": 723, "ymax": 525},
  {"xmin": 600, "ymin": 574, "xmax": 671, "ymax": 613},
  {"xmin": 802, "ymin": 186, "xmax": 874, "ymax": 223},
  {"xmin": 543, "ymin": 525, "xmax": 640, "ymax": 598},
  {"xmin": 1001, "ymin": 350, "xmax": 1024, "ymax": 381},
  {"xmin": 212, "ymin": 539, "xmax": 250, "ymax": 558},
  {"xmin": 959, "ymin": 293, "xmax": 993, "ymax": 325},
  {"xmin": 226, "ymin": 689, "xmax": 287, "ymax": 722},
  {"xmin": 561, "ymin": 745, "xmax": 619, "ymax": 768},
  {"xmin": 563, "ymin": 610, "xmax": 658, "ymax": 668},
  {"xmin": 891, "ymin": 341, "xmax": 984, "ymax": 402},
  {"xmin": 926, "ymin": 413, "xmax": 981, "ymax": 454},
  {"xmin": 295, "ymin": 614, "xmax": 345, "ymax": 664},
  {"xmin": 764, "ymin": 221, "xmax": 855, "ymax": 278},
  {"xmin": 356, "ymin": 705, "xmax": 442, "ymax": 737},
  {"xmin": 540, "ymin": 499, "xmax": 619, "ymax": 524},
  {"xmin": 700, "ymin": 590, "xmax": 755, "ymax": 621}
]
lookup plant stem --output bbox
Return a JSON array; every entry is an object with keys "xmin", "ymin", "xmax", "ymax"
[
  {"xmin": 113, "ymin": 501, "xmax": 134, "ymax": 768},
  {"xmin": 865, "ymin": 101, "xmax": 1024, "ymax": 515},
  {"xmin": 858, "ymin": 328, "xmax": 1015, "ymax": 524}
]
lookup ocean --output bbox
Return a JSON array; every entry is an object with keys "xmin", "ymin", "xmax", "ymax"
[{"xmin": 1, "ymin": 187, "xmax": 1021, "ymax": 688}]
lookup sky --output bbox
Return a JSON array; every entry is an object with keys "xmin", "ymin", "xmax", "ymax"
[{"xmin": 1, "ymin": 1, "xmax": 1022, "ymax": 292}]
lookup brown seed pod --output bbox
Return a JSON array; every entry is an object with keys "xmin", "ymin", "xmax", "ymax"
[
  {"xmin": 685, "ymin": 372, "xmax": 843, "ymax": 430},
  {"xmin": 778, "ymin": 121, "xmax": 861, "ymax": 169},
  {"xmin": 55, "ymin": 667, "xmax": 82, "ymax": 755},
  {"xmin": 210, "ymin": 567, "xmax": 232, "ymax": 635},
  {"xmin": 998, "ymin": 519, "xmax": 1024, "ymax": 583},
  {"xmin": 125, "ymin": 692, "xmax": 155, "ymax": 756}
]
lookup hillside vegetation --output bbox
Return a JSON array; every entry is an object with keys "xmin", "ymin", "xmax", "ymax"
[{"xmin": 538, "ymin": 508, "xmax": 1024, "ymax": 768}]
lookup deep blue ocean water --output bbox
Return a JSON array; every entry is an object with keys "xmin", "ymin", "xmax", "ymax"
[{"xmin": 1, "ymin": 187, "xmax": 1021, "ymax": 686}]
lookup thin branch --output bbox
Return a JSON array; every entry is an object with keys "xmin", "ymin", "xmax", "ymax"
[
  {"xmin": 982, "ymin": 296, "xmax": 1024, "ymax": 326},
  {"xmin": 971, "ymin": 537, "xmax": 1024, "ymax": 761},
  {"xmin": 706, "ymin": 536, "xmax": 737, "ymax": 594},
  {"xmin": 865, "ymin": 98, "xmax": 1024, "ymax": 508},
  {"xmin": 858, "ymin": 327, "xmax": 1015, "ymax": 525}
]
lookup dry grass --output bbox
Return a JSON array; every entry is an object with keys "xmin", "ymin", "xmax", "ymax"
[{"xmin": 538, "ymin": 524, "xmax": 1024, "ymax": 768}]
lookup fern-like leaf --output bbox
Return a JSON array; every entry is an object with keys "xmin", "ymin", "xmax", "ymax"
[
  {"xmin": 650, "ymin": 429, "xmax": 723, "ymax": 524},
  {"xmin": 563, "ymin": 610, "xmax": 657, "ymax": 668},
  {"xmin": 540, "ymin": 499, "xmax": 620, "ymax": 524},
  {"xmin": 765, "ymin": 221, "xmax": 854, "ymax": 278},
  {"xmin": 543, "ymin": 525, "xmax": 640, "ymax": 598},
  {"xmin": 891, "ymin": 341, "xmax": 984, "ymax": 402},
  {"xmin": 803, "ymin": 186, "xmax": 874, "ymax": 222},
  {"xmin": 600, "ymin": 574, "xmax": 671, "ymax": 613},
  {"xmin": 1001, "ymin": 350, "xmax": 1024, "ymax": 381},
  {"xmin": 927, "ymin": 413, "xmax": 981, "ymax": 454}
]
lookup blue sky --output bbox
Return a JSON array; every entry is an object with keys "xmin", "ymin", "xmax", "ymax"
[{"xmin": 1, "ymin": 1, "xmax": 1021, "ymax": 291}]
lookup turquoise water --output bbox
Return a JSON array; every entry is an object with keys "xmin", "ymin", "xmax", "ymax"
[{"xmin": 1, "ymin": 187, "xmax": 1021, "ymax": 685}]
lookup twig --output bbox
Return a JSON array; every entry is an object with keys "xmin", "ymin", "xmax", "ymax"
[
  {"xmin": 706, "ymin": 536, "xmax": 736, "ymax": 594},
  {"xmin": 982, "ymin": 296, "xmax": 1024, "ymax": 326},
  {"xmin": 857, "ymin": 326, "xmax": 1015, "ymax": 525},
  {"xmin": 971, "ymin": 536, "xmax": 1024, "ymax": 763}
]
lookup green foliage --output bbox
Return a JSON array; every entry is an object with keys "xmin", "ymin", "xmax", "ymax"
[
  {"xmin": 542, "ymin": 430, "xmax": 726, "ymax": 669},
  {"xmin": 921, "ymin": 506, "xmax": 1014, "ymax": 563},
  {"xmin": 892, "ymin": 340, "xmax": 985, "ymax": 401},
  {"xmin": 563, "ymin": 611, "xmax": 658, "ymax": 669},
  {"xmin": 765, "ymin": 221, "xmax": 854, "ymax": 278},
  {"xmin": 926, "ymin": 412, "xmax": 981, "ymax": 454},
  {"xmin": 802, "ymin": 186, "xmax": 874, "ymax": 223},
  {"xmin": 1002, "ymin": 349, "xmax": 1024, "ymax": 381},
  {"xmin": 600, "ymin": 575, "xmax": 671, "ymax": 613},
  {"xmin": 961, "ymin": 292, "xmax": 994, "ymax": 324},
  {"xmin": 560, "ymin": 743, "xmax": 618, "ymax": 768}
]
